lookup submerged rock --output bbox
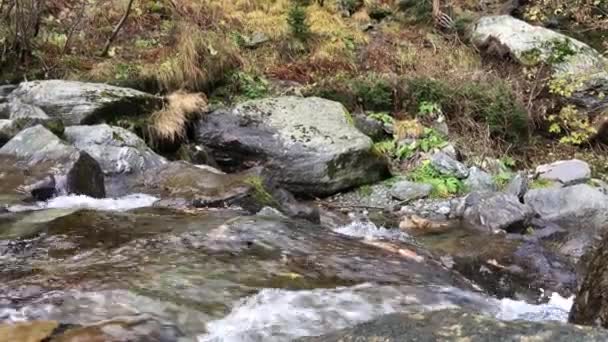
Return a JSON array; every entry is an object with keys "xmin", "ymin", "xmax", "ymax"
[
  {"xmin": 64, "ymin": 124, "xmax": 166, "ymax": 196},
  {"xmin": 7, "ymin": 80, "xmax": 162, "ymax": 125},
  {"xmin": 535, "ymin": 159, "xmax": 591, "ymax": 186},
  {"xmin": 463, "ymin": 193, "xmax": 533, "ymax": 233},
  {"xmin": 0, "ymin": 125, "xmax": 105, "ymax": 202},
  {"xmin": 299, "ymin": 309, "xmax": 608, "ymax": 341},
  {"xmin": 195, "ymin": 96, "xmax": 388, "ymax": 196}
]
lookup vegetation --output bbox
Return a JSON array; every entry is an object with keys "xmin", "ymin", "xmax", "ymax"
[{"xmin": 408, "ymin": 161, "xmax": 465, "ymax": 197}]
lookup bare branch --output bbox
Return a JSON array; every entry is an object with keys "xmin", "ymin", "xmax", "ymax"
[{"xmin": 100, "ymin": 0, "xmax": 134, "ymax": 57}]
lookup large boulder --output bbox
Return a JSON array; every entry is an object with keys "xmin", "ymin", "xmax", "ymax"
[
  {"xmin": 535, "ymin": 159, "xmax": 591, "ymax": 186},
  {"xmin": 135, "ymin": 161, "xmax": 319, "ymax": 222},
  {"xmin": 7, "ymin": 80, "xmax": 163, "ymax": 125},
  {"xmin": 0, "ymin": 117, "xmax": 64, "ymax": 147},
  {"xmin": 472, "ymin": 15, "xmax": 608, "ymax": 135},
  {"xmin": 195, "ymin": 96, "xmax": 388, "ymax": 196},
  {"xmin": 524, "ymin": 184, "xmax": 608, "ymax": 261},
  {"xmin": 463, "ymin": 193, "xmax": 534, "ymax": 233},
  {"xmin": 570, "ymin": 232, "xmax": 608, "ymax": 328},
  {"xmin": 299, "ymin": 309, "xmax": 608, "ymax": 342},
  {"xmin": 64, "ymin": 124, "xmax": 166, "ymax": 196},
  {"xmin": 0, "ymin": 125, "xmax": 105, "ymax": 202}
]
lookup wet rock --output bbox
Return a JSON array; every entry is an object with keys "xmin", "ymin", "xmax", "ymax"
[
  {"xmin": 535, "ymin": 159, "xmax": 591, "ymax": 186},
  {"xmin": 524, "ymin": 184, "xmax": 608, "ymax": 261},
  {"xmin": 506, "ymin": 172, "xmax": 528, "ymax": 200},
  {"xmin": 570, "ymin": 232, "xmax": 608, "ymax": 328},
  {"xmin": 430, "ymin": 152, "xmax": 469, "ymax": 179},
  {"xmin": 63, "ymin": 124, "xmax": 166, "ymax": 196},
  {"xmin": 0, "ymin": 125, "xmax": 105, "ymax": 202},
  {"xmin": 52, "ymin": 318, "xmax": 182, "ymax": 342},
  {"xmin": 463, "ymin": 193, "xmax": 533, "ymax": 233},
  {"xmin": 195, "ymin": 96, "xmax": 388, "ymax": 196},
  {"xmin": 136, "ymin": 161, "xmax": 319, "ymax": 221},
  {"xmin": 390, "ymin": 181, "xmax": 432, "ymax": 202},
  {"xmin": 176, "ymin": 143, "xmax": 219, "ymax": 168},
  {"xmin": 464, "ymin": 167, "xmax": 496, "ymax": 193},
  {"xmin": 0, "ymin": 320, "xmax": 59, "ymax": 342},
  {"xmin": 7, "ymin": 80, "xmax": 162, "ymax": 125},
  {"xmin": 400, "ymin": 197, "xmax": 459, "ymax": 220},
  {"xmin": 299, "ymin": 309, "xmax": 608, "ymax": 342}
]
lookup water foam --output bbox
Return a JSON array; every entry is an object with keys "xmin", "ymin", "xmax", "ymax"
[
  {"xmin": 332, "ymin": 220, "xmax": 411, "ymax": 242},
  {"xmin": 7, "ymin": 193, "xmax": 159, "ymax": 212},
  {"xmin": 496, "ymin": 292, "xmax": 574, "ymax": 322}
]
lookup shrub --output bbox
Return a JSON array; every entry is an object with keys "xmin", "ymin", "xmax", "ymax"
[
  {"xmin": 288, "ymin": 4, "xmax": 311, "ymax": 41},
  {"xmin": 408, "ymin": 161, "xmax": 464, "ymax": 197},
  {"xmin": 352, "ymin": 73, "xmax": 393, "ymax": 111}
]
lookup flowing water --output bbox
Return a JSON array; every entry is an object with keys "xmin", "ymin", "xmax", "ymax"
[{"xmin": 0, "ymin": 196, "xmax": 573, "ymax": 341}]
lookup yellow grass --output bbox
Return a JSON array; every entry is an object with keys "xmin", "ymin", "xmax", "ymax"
[{"xmin": 149, "ymin": 91, "xmax": 208, "ymax": 143}]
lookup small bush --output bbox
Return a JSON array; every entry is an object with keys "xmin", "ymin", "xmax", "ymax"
[
  {"xmin": 408, "ymin": 161, "xmax": 465, "ymax": 197},
  {"xmin": 306, "ymin": 73, "xmax": 393, "ymax": 111},
  {"xmin": 288, "ymin": 4, "xmax": 311, "ymax": 41}
]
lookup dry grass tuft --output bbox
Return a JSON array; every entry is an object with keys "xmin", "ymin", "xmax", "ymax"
[
  {"xmin": 148, "ymin": 91, "xmax": 208, "ymax": 144},
  {"xmin": 149, "ymin": 23, "xmax": 242, "ymax": 92}
]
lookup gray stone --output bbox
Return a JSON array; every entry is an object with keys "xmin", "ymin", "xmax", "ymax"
[
  {"xmin": 7, "ymin": 80, "xmax": 162, "ymax": 125},
  {"xmin": 195, "ymin": 96, "xmax": 388, "ymax": 196},
  {"xmin": 430, "ymin": 151, "xmax": 469, "ymax": 178},
  {"xmin": 535, "ymin": 159, "xmax": 591, "ymax": 185},
  {"xmin": 0, "ymin": 120, "xmax": 17, "ymax": 146},
  {"xmin": 472, "ymin": 15, "xmax": 608, "ymax": 118},
  {"xmin": 390, "ymin": 181, "xmax": 432, "ymax": 202},
  {"xmin": 352, "ymin": 113, "xmax": 387, "ymax": 141},
  {"xmin": 0, "ymin": 85, "xmax": 16, "ymax": 98},
  {"xmin": 472, "ymin": 15, "xmax": 606, "ymax": 78},
  {"xmin": 464, "ymin": 167, "xmax": 496, "ymax": 193},
  {"xmin": 298, "ymin": 309, "xmax": 608, "ymax": 342},
  {"xmin": 506, "ymin": 172, "xmax": 529, "ymax": 199},
  {"xmin": 0, "ymin": 125, "xmax": 105, "ymax": 201},
  {"xmin": 63, "ymin": 124, "xmax": 167, "ymax": 196},
  {"xmin": 463, "ymin": 192, "xmax": 534, "ymax": 233},
  {"xmin": 525, "ymin": 184, "xmax": 608, "ymax": 260},
  {"xmin": 244, "ymin": 32, "xmax": 270, "ymax": 48},
  {"xmin": 7, "ymin": 98, "xmax": 49, "ymax": 119},
  {"xmin": 440, "ymin": 143, "xmax": 458, "ymax": 160}
]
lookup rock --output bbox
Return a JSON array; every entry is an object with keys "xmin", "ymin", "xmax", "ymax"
[
  {"xmin": 463, "ymin": 193, "xmax": 533, "ymax": 233},
  {"xmin": 7, "ymin": 80, "xmax": 162, "ymax": 125},
  {"xmin": 440, "ymin": 143, "xmax": 459, "ymax": 160},
  {"xmin": 535, "ymin": 159, "xmax": 591, "ymax": 185},
  {"xmin": 195, "ymin": 96, "xmax": 388, "ymax": 196},
  {"xmin": 0, "ymin": 320, "xmax": 59, "ymax": 342},
  {"xmin": 244, "ymin": 31, "xmax": 270, "ymax": 48},
  {"xmin": 464, "ymin": 167, "xmax": 496, "ymax": 193},
  {"xmin": 524, "ymin": 184, "xmax": 608, "ymax": 260},
  {"xmin": 298, "ymin": 309, "xmax": 608, "ymax": 342},
  {"xmin": 6, "ymin": 98, "xmax": 49, "ymax": 119},
  {"xmin": 472, "ymin": 15, "xmax": 608, "ymax": 136},
  {"xmin": 0, "ymin": 84, "xmax": 16, "ymax": 99},
  {"xmin": 0, "ymin": 117, "xmax": 65, "ymax": 147},
  {"xmin": 176, "ymin": 143, "xmax": 219, "ymax": 168},
  {"xmin": 352, "ymin": 113, "xmax": 387, "ymax": 141},
  {"xmin": 136, "ymin": 161, "xmax": 319, "ymax": 221},
  {"xmin": 472, "ymin": 16, "xmax": 606, "ymax": 79},
  {"xmin": 430, "ymin": 151, "xmax": 469, "ymax": 178},
  {"xmin": 0, "ymin": 120, "xmax": 17, "ymax": 146},
  {"xmin": 390, "ymin": 181, "xmax": 432, "ymax": 202},
  {"xmin": 63, "ymin": 124, "xmax": 166, "ymax": 196},
  {"xmin": 570, "ymin": 232, "xmax": 608, "ymax": 328},
  {"xmin": 506, "ymin": 172, "xmax": 528, "ymax": 200},
  {"xmin": 0, "ymin": 125, "xmax": 105, "ymax": 202}
]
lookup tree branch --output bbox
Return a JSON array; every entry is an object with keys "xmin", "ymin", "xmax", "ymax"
[{"xmin": 100, "ymin": 0, "xmax": 134, "ymax": 57}]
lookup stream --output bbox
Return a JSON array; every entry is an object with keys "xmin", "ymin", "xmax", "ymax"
[{"xmin": 0, "ymin": 195, "xmax": 573, "ymax": 341}]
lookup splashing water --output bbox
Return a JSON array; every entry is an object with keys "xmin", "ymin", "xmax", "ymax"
[
  {"xmin": 332, "ymin": 220, "xmax": 411, "ymax": 242},
  {"xmin": 7, "ymin": 193, "xmax": 159, "ymax": 212},
  {"xmin": 497, "ymin": 292, "xmax": 574, "ymax": 322}
]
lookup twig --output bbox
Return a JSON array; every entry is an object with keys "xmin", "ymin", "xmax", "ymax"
[{"xmin": 100, "ymin": 0, "xmax": 134, "ymax": 57}]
